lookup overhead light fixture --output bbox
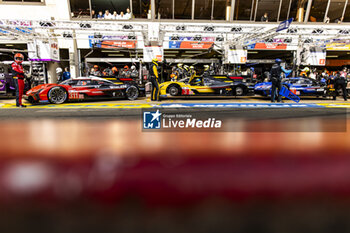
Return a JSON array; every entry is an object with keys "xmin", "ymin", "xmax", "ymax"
[
  {"xmin": 170, "ymin": 35, "xmax": 180, "ymax": 40},
  {"xmin": 339, "ymin": 30, "xmax": 349, "ymax": 34},
  {"xmin": 165, "ymin": 54, "xmax": 177, "ymax": 57},
  {"xmin": 102, "ymin": 50, "xmax": 120, "ymax": 53},
  {"xmin": 94, "ymin": 33, "xmax": 102, "ymax": 39},
  {"xmin": 185, "ymin": 51, "xmax": 201, "ymax": 53},
  {"xmin": 193, "ymin": 35, "xmax": 202, "ymax": 41},
  {"xmin": 326, "ymin": 55, "xmax": 338, "ymax": 58},
  {"xmin": 204, "ymin": 26, "xmax": 214, "ymax": 32},
  {"xmin": 247, "ymin": 51, "xmax": 258, "ymax": 54},
  {"xmin": 63, "ymin": 32, "xmax": 73, "ymax": 38},
  {"xmin": 80, "ymin": 23, "xmax": 91, "ymax": 28},
  {"xmin": 231, "ymin": 27, "xmax": 242, "ymax": 32},
  {"xmin": 108, "ymin": 54, "xmax": 125, "ymax": 57},
  {"xmin": 39, "ymin": 21, "xmax": 54, "ymax": 27},
  {"xmin": 287, "ymin": 28, "xmax": 297, "ymax": 33},
  {"xmin": 216, "ymin": 36, "xmax": 224, "ymax": 41},
  {"xmin": 312, "ymin": 29, "xmax": 323, "ymax": 34},
  {"xmin": 164, "ymin": 51, "xmax": 179, "ymax": 53},
  {"xmin": 123, "ymin": 25, "xmax": 133, "ymax": 30},
  {"xmin": 5, "ymin": 44, "xmax": 14, "ymax": 47},
  {"xmin": 176, "ymin": 25, "xmax": 185, "ymax": 31}
]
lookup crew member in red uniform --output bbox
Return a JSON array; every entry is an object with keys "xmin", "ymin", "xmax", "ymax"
[{"xmin": 12, "ymin": 53, "xmax": 26, "ymax": 108}]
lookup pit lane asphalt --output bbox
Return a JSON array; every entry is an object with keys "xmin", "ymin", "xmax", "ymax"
[
  {"xmin": 0, "ymin": 106, "xmax": 347, "ymax": 121},
  {"xmin": 0, "ymin": 96, "xmax": 348, "ymax": 120}
]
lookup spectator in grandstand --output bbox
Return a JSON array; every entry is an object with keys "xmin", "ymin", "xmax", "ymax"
[
  {"xmin": 125, "ymin": 8, "xmax": 132, "ymax": 19},
  {"xmin": 104, "ymin": 10, "xmax": 113, "ymax": 19},
  {"xmin": 335, "ymin": 17, "xmax": 343, "ymax": 24},
  {"xmin": 97, "ymin": 11, "xmax": 104, "ymax": 19},
  {"xmin": 62, "ymin": 67, "xmax": 71, "ymax": 81},
  {"xmin": 91, "ymin": 10, "xmax": 97, "ymax": 19},
  {"xmin": 261, "ymin": 12, "xmax": 268, "ymax": 22},
  {"xmin": 112, "ymin": 11, "xmax": 118, "ymax": 19},
  {"xmin": 119, "ymin": 11, "xmax": 126, "ymax": 20}
]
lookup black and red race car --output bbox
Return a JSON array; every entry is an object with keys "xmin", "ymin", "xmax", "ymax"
[{"xmin": 25, "ymin": 77, "xmax": 139, "ymax": 104}]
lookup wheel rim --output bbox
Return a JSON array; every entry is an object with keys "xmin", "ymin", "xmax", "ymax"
[
  {"xmin": 50, "ymin": 88, "xmax": 66, "ymax": 103},
  {"xmin": 236, "ymin": 87, "xmax": 243, "ymax": 96},
  {"xmin": 126, "ymin": 86, "xmax": 138, "ymax": 100},
  {"xmin": 169, "ymin": 86, "xmax": 179, "ymax": 96}
]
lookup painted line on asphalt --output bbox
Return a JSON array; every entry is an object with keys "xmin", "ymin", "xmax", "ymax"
[
  {"xmin": 317, "ymin": 103, "xmax": 350, "ymax": 108},
  {"xmin": 0, "ymin": 102, "xmax": 328, "ymax": 109}
]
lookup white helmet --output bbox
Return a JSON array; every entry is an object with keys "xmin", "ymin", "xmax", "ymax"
[
  {"xmin": 131, "ymin": 65, "xmax": 136, "ymax": 70},
  {"xmin": 56, "ymin": 67, "xmax": 63, "ymax": 74}
]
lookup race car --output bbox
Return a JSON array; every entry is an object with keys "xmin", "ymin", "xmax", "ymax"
[
  {"xmin": 208, "ymin": 74, "xmax": 256, "ymax": 94},
  {"xmin": 159, "ymin": 76, "xmax": 249, "ymax": 98},
  {"xmin": 25, "ymin": 77, "xmax": 139, "ymax": 104},
  {"xmin": 254, "ymin": 77, "xmax": 326, "ymax": 97}
]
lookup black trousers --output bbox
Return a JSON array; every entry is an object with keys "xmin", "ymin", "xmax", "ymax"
[
  {"xmin": 336, "ymin": 83, "xmax": 348, "ymax": 100},
  {"xmin": 271, "ymin": 80, "xmax": 282, "ymax": 102},
  {"xmin": 150, "ymin": 76, "xmax": 159, "ymax": 101}
]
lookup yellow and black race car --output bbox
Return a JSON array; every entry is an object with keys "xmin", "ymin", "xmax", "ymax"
[{"xmin": 159, "ymin": 76, "xmax": 249, "ymax": 98}]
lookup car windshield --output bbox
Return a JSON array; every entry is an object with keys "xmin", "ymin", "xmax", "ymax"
[{"xmin": 61, "ymin": 79, "xmax": 74, "ymax": 85}]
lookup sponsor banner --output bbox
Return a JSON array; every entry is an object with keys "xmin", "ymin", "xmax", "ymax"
[
  {"xmin": 100, "ymin": 40, "xmax": 137, "ymax": 49},
  {"xmin": 326, "ymin": 43, "xmax": 350, "ymax": 51},
  {"xmin": 168, "ymin": 37, "xmax": 215, "ymax": 49},
  {"xmin": 276, "ymin": 18, "xmax": 293, "ymax": 32},
  {"xmin": 170, "ymin": 37, "xmax": 215, "ymax": 42},
  {"xmin": 249, "ymin": 43, "xmax": 288, "ymax": 50},
  {"xmin": 28, "ymin": 40, "xmax": 60, "ymax": 62},
  {"xmin": 169, "ymin": 41, "xmax": 214, "ymax": 49},
  {"xmin": 89, "ymin": 35, "xmax": 137, "ymax": 49},
  {"xmin": 300, "ymin": 46, "xmax": 326, "ymax": 66},
  {"xmin": 143, "ymin": 46, "xmax": 164, "ymax": 62},
  {"xmin": 224, "ymin": 45, "xmax": 247, "ymax": 64}
]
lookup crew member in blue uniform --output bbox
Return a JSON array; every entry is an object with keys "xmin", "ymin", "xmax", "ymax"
[{"xmin": 270, "ymin": 58, "xmax": 291, "ymax": 103}]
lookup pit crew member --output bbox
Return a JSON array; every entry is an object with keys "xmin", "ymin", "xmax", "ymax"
[
  {"xmin": 270, "ymin": 58, "xmax": 291, "ymax": 103},
  {"xmin": 12, "ymin": 53, "xmax": 26, "ymax": 108},
  {"xmin": 150, "ymin": 58, "xmax": 160, "ymax": 101}
]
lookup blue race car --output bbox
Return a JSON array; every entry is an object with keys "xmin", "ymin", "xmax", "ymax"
[{"xmin": 254, "ymin": 77, "xmax": 326, "ymax": 97}]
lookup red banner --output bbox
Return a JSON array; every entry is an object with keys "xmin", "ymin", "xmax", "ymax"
[
  {"xmin": 101, "ymin": 40, "xmax": 137, "ymax": 49},
  {"xmin": 254, "ymin": 43, "xmax": 287, "ymax": 50}
]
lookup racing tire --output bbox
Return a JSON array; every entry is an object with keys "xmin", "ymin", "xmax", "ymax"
[
  {"xmin": 48, "ymin": 86, "xmax": 68, "ymax": 104},
  {"xmin": 168, "ymin": 84, "xmax": 181, "ymax": 96},
  {"xmin": 27, "ymin": 96, "xmax": 34, "ymax": 104},
  {"xmin": 125, "ymin": 85, "xmax": 139, "ymax": 100},
  {"xmin": 234, "ymin": 86, "xmax": 245, "ymax": 96}
]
